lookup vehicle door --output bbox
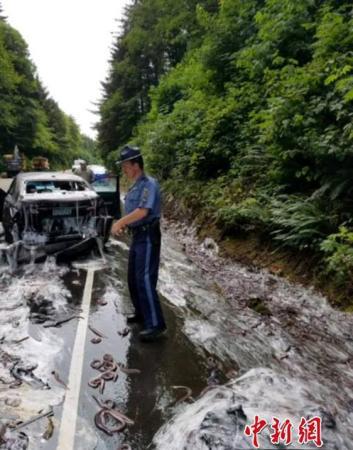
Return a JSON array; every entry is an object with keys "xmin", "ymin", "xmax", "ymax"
[
  {"xmin": 2, "ymin": 179, "xmax": 18, "ymax": 228},
  {"xmin": 0, "ymin": 188, "xmax": 6, "ymax": 222}
]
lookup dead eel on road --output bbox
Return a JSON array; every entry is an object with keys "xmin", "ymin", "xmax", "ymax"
[
  {"xmin": 171, "ymin": 385, "xmax": 194, "ymax": 405},
  {"xmin": 93, "ymin": 396, "xmax": 134, "ymax": 436},
  {"xmin": 51, "ymin": 370, "xmax": 69, "ymax": 389}
]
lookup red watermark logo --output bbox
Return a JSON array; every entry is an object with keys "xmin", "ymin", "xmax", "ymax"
[{"xmin": 244, "ymin": 415, "xmax": 323, "ymax": 448}]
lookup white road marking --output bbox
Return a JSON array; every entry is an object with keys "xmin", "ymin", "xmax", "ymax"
[{"xmin": 57, "ymin": 268, "xmax": 95, "ymax": 450}]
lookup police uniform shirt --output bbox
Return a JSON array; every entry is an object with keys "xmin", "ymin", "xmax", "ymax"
[
  {"xmin": 76, "ymin": 168, "xmax": 94, "ymax": 184},
  {"xmin": 124, "ymin": 174, "xmax": 161, "ymax": 228}
]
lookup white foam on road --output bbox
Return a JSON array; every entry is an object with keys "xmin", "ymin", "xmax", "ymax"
[{"xmin": 56, "ymin": 268, "xmax": 95, "ymax": 450}]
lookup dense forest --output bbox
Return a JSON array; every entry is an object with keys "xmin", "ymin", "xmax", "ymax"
[
  {"xmin": 0, "ymin": 3, "xmax": 97, "ymax": 170},
  {"xmin": 98, "ymin": 0, "xmax": 353, "ymax": 298}
]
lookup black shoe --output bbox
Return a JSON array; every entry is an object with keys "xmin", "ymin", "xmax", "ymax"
[
  {"xmin": 139, "ymin": 327, "xmax": 167, "ymax": 342},
  {"xmin": 126, "ymin": 314, "xmax": 143, "ymax": 324}
]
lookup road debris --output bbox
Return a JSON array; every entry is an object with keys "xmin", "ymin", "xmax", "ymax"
[
  {"xmin": 51, "ymin": 370, "xmax": 69, "ymax": 389},
  {"xmin": 88, "ymin": 325, "xmax": 107, "ymax": 339},
  {"xmin": 13, "ymin": 408, "xmax": 54, "ymax": 431},
  {"xmin": 43, "ymin": 315, "xmax": 83, "ymax": 328},
  {"xmin": 42, "ymin": 417, "xmax": 54, "ymax": 440},
  {"xmin": 118, "ymin": 327, "xmax": 130, "ymax": 337},
  {"xmin": 93, "ymin": 396, "xmax": 134, "ymax": 436}
]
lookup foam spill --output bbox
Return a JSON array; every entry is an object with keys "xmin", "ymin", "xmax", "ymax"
[
  {"xmin": 0, "ymin": 262, "xmax": 71, "ymax": 423},
  {"xmin": 154, "ymin": 367, "xmax": 346, "ymax": 449}
]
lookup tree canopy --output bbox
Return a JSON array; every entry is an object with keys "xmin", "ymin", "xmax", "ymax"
[
  {"xmin": 0, "ymin": 16, "xmax": 97, "ymax": 170},
  {"xmin": 98, "ymin": 0, "xmax": 353, "ymax": 292},
  {"xmin": 97, "ymin": 0, "xmax": 218, "ymax": 159}
]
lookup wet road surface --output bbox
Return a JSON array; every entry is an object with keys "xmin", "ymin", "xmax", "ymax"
[
  {"xmin": 1, "ymin": 221, "xmax": 353, "ymax": 449},
  {"xmin": 0, "ymin": 234, "xmax": 211, "ymax": 450}
]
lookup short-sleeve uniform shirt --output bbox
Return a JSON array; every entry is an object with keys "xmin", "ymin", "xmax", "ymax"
[{"xmin": 124, "ymin": 174, "xmax": 161, "ymax": 228}]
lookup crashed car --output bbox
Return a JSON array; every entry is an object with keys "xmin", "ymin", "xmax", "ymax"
[{"xmin": 0, "ymin": 172, "xmax": 113, "ymax": 262}]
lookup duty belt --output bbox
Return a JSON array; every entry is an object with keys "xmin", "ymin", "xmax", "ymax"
[{"xmin": 129, "ymin": 219, "xmax": 160, "ymax": 236}]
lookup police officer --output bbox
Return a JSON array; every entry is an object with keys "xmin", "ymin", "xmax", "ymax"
[
  {"xmin": 75, "ymin": 160, "xmax": 94, "ymax": 184},
  {"xmin": 112, "ymin": 145, "xmax": 166, "ymax": 342}
]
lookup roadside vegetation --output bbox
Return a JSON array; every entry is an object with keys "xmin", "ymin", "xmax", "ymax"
[
  {"xmin": 1, "ymin": 0, "xmax": 352, "ymax": 302},
  {"xmin": 0, "ymin": 4, "xmax": 98, "ymax": 170},
  {"xmin": 98, "ymin": 0, "xmax": 353, "ymax": 304}
]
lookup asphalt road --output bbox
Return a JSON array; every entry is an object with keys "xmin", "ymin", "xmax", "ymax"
[{"xmin": 0, "ymin": 236, "xmax": 209, "ymax": 450}]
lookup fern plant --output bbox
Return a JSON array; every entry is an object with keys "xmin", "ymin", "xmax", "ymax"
[
  {"xmin": 269, "ymin": 195, "xmax": 335, "ymax": 250},
  {"xmin": 320, "ymin": 226, "xmax": 353, "ymax": 284}
]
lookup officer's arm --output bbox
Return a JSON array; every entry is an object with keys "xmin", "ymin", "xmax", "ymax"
[
  {"xmin": 120, "ymin": 208, "xmax": 148, "ymax": 227},
  {"xmin": 112, "ymin": 208, "xmax": 148, "ymax": 235},
  {"xmin": 112, "ymin": 181, "xmax": 157, "ymax": 235}
]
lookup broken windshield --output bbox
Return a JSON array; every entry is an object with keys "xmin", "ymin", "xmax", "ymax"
[{"xmin": 25, "ymin": 180, "xmax": 88, "ymax": 194}]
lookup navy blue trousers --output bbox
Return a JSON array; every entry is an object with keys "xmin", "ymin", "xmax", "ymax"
[{"xmin": 127, "ymin": 225, "xmax": 166, "ymax": 330}]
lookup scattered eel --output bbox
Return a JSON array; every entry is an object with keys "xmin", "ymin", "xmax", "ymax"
[
  {"xmin": 225, "ymin": 368, "xmax": 238, "ymax": 379},
  {"xmin": 89, "ymin": 354, "xmax": 119, "ymax": 394},
  {"xmin": 89, "ymin": 355, "xmax": 140, "ymax": 394},
  {"xmin": 95, "ymin": 409, "xmax": 125, "ymax": 435},
  {"xmin": 9, "ymin": 380, "xmax": 22, "ymax": 389},
  {"xmin": 94, "ymin": 409, "xmax": 115, "ymax": 436},
  {"xmin": 171, "ymin": 385, "xmax": 194, "ymax": 405},
  {"xmin": 93, "ymin": 396, "xmax": 134, "ymax": 436},
  {"xmin": 13, "ymin": 336, "xmax": 29, "ymax": 344},
  {"xmin": 31, "ymin": 313, "xmax": 50, "ymax": 324},
  {"xmin": 1, "ymin": 302, "xmax": 22, "ymax": 311},
  {"xmin": 88, "ymin": 371, "xmax": 116, "ymax": 395},
  {"xmin": 99, "ymin": 354, "xmax": 118, "ymax": 372},
  {"xmin": 4, "ymin": 397, "xmax": 21, "ymax": 407},
  {"xmin": 118, "ymin": 364, "xmax": 141, "ymax": 375},
  {"xmin": 14, "ymin": 408, "xmax": 53, "ymax": 431},
  {"xmin": 43, "ymin": 315, "xmax": 83, "ymax": 328},
  {"xmin": 88, "ymin": 325, "xmax": 107, "ymax": 339},
  {"xmin": 92, "ymin": 395, "xmax": 111, "ymax": 409},
  {"xmin": 118, "ymin": 328, "xmax": 130, "ymax": 337},
  {"xmin": 42, "ymin": 417, "xmax": 54, "ymax": 440},
  {"xmin": 11, "ymin": 362, "xmax": 50, "ymax": 390},
  {"xmin": 96, "ymin": 298, "xmax": 108, "ymax": 306},
  {"xmin": 51, "ymin": 370, "xmax": 69, "ymax": 389}
]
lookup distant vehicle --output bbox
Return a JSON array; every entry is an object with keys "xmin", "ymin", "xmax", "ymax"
[
  {"xmin": 3, "ymin": 145, "xmax": 25, "ymax": 177},
  {"xmin": 0, "ymin": 172, "xmax": 113, "ymax": 263},
  {"xmin": 91, "ymin": 174, "xmax": 120, "ymax": 218},
  {"xmin": 85, "ymin": 164, "xmax": 120, "ymax": 218},
  {"xmin": 88, "ymin": 164, "xmax": 108, "ymax": 182}
]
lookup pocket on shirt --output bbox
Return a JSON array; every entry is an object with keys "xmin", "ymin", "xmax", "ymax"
[{"xmin": 127, "ymin": 190, "xmax": 140, "ymax": 203}]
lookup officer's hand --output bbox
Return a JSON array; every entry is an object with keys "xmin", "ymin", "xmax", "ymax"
[{"xmin": 111, "ymin": 219, "xmax": 126, "ymax": 236}]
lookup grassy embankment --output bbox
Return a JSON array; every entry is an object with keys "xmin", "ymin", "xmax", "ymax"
[{"xmin": 162, "ymin": 180, "xmax": 353, "ymax": 311}]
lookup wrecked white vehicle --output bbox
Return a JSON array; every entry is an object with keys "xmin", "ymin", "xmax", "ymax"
[{"xmin": 0, "ymin": 172, "xmax": 113, "ymax": 263}]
